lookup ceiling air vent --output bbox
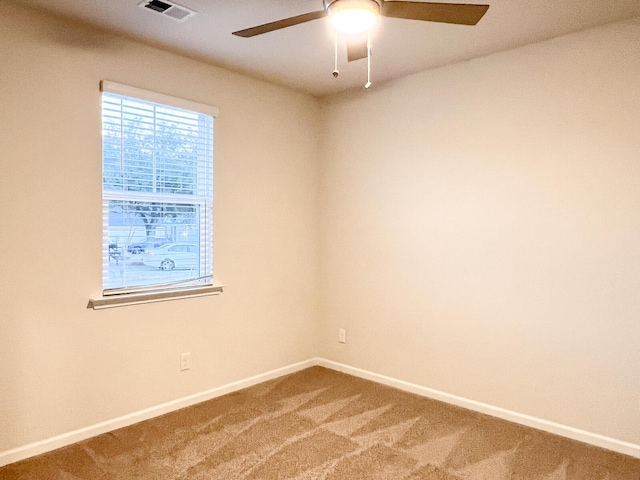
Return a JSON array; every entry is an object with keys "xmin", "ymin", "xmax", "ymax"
[{"xmin": 138, "ymin": 0, "xmax": 197, "ymax": 22}]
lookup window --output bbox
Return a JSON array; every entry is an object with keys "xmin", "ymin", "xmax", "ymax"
[{"xmin": 90, "ymin": 81, "xmax": 220, "ymax": 308}]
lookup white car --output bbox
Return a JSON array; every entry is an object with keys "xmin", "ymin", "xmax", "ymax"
[{"xmin": 143, "ymin": 243, "xmax": 199, "ymax": 271}]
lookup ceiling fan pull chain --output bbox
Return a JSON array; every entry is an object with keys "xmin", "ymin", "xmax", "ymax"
[
  {"xmin": 332, "ymin": 29, "xmax": 340, "ymax": 78},
  {"xmin": 365, "ymin": 30, "xmax": 372, "ymax": 89}
]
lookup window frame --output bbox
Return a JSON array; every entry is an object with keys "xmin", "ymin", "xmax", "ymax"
[{"xmin": 89, "ymin": 81, "xmax": 222, "ymax": 309}]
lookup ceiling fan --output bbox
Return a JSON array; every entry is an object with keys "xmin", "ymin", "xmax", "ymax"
[{"xmin": 233, "ymin": 0, "xmax": 489, "ymax": 86}]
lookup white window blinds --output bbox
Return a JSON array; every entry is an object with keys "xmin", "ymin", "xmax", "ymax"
[{"xmin": 100, "ymin": 81, "xmax": 216, "ymax": 296}]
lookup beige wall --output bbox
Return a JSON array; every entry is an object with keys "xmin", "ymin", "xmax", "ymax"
[
  {"xmin": 0, "ymin": 2, "xmax": 320, "ymax": 452},
  {"xmin": 319, "ymin": 18, "xmax": 640, "ymax": 445}
]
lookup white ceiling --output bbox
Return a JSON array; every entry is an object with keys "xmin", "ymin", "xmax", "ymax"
[{"xmin": 12, "ymin": 0, "xmax": 640, "ymax": 97}]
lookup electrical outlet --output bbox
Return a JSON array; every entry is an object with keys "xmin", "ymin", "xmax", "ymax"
[
  {"xmin": 339, "ymin": 328, "xmax": 346, "ymax": 344},
  {"xmin": 180, "ymin": 352, "xmax": 190, "ymax": 371}
]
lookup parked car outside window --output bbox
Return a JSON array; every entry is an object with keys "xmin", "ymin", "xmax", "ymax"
[
  {"xmin": 142, "ymin": 243, "xmax": 199, "ymax": 271},
  {"xmin": 126, "ymin": 239, "xmax": 169, "ymax": 255}
]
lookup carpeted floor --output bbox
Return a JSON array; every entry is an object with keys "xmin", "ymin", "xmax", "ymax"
[{"xmin": 1, "ymin": 366, "xmax": 639, "ymax": 479}]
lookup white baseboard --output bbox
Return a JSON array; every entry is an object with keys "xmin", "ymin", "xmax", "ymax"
[
  {"xmin": 315, "ymin": 358, "xmax": 640, "ymax": 459},
  {"xmin": 0, "ymin": 358, "xmax": 316, "ymax": 467},
  {"xmin": 2, "ymin": 357, "xmax": 639, "ymax": 467}
]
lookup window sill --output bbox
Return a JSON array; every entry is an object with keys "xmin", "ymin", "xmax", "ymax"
[{"xmin": 88, "ymin": 285, "xmax": 223, "ymax": 310}]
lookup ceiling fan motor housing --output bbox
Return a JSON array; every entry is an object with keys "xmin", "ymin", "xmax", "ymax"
[{"xmin": 323, "ymin": 0, "xmax": 383, "ymax": 16}]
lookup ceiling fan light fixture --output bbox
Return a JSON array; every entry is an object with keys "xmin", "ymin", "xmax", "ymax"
[{"xmin": 327, "ymin": 0, "xmax": 380, "ymax": 35}]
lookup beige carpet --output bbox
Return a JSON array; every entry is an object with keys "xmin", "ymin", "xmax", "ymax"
[{"xmin": 1, "ymin": 366, "xmax": 639, "ymax": 479}]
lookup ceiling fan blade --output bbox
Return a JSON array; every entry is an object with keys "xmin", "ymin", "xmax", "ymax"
[
  {"xmin": 347, "ymin": 36, "xmax": 368, "ymax": 62},
  {"xmin": 381, "ymin": 1, "xmax": 489, "ymax": 26},
  {"xmin": 232, "ymin": 10, "xmax": 327, "ymax": 38}
]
